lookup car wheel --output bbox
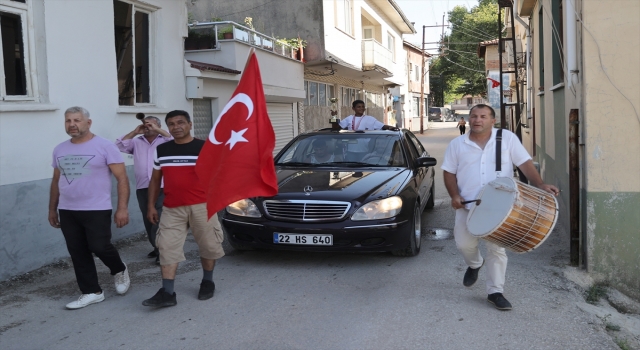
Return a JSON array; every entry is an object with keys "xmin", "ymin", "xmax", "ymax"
[
  {"xmin": 425, "ymin": 181, "xmax": 435, "ymax": 209},
  {"xmin": 391, "ymin": 201, "xmax": 422, "ymax": 257}
]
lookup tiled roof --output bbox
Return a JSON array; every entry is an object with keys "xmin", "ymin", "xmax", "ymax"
[
  {"xmin": 187, "ymin": 60, "xmax": 241, "ymax": 74},
  {"xmin": 477, "ymin": 39, "xmax": 499, "ymax": 58}
]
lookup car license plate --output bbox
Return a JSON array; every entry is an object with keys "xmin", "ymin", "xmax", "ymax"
[{"xmin": 273, "ymin": 233, "xmax": 333, "ymax": 246}]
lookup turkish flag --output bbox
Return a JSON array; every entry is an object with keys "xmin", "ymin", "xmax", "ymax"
[
  {"xmin": 487, "ymin": 77, "xmax": 501, "ymax": 88},
  {"xmin": 195, "ymin": 51, "xmax": 278, "ymax": 219}
]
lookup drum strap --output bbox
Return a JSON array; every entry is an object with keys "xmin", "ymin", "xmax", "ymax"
[{"xmin": 495, "ymin": 129, "xmax": 503, "ymax": 172}]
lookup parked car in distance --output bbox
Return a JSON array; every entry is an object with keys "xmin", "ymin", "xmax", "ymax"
[
  {"xmin": 429, "ymin": 107, "xmax": 451, "ymax": 122},
  {"xmin": 221, "ymin": 129, "xmax": 438, "ymax": 257}
]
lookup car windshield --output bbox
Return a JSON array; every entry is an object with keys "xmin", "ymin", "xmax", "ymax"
[{"xmin": 275, "ymin": 133, "xmax": 406, "ymax": 167}]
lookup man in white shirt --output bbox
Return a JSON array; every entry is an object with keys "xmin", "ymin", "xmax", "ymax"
[
  {"xmin": 339, "ymin": 100, "xmax": 398, "ymax": 158},
  {"xmin": 441, "ymin": 104, "xmax": 559, "ymax": 311},
  {"xmin": 339, "ymin": 100, "xmax": 398, "ymax": 131}
]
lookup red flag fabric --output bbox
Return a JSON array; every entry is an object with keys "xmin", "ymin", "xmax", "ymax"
[
  {"xmin": 195, "ymin": 52, "xmax": 278, "ymax": 219},
  {"xmin": 487, "ymin": 77, "xmax": 501, "ymax": 88}
]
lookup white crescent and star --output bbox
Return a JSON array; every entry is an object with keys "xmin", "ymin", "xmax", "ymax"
[{"xmin": 208, "ymin": 93, "xmax": 254, "ymax": 150}]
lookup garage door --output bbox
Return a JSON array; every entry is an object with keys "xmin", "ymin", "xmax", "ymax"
[
  {"xmin": 193, "ymin": 99, "xmax": 213, "ymax": 140},
  {"xmin": 267, "ymin": 103, "xmax": 297, "ymax": 154}
]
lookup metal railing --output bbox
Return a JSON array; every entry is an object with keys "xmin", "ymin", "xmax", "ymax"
[
  {"xmin": 186, "ymin": 21, "xmax": 297, "ymax": 60},
  {"xmin": 361, "ymin": 39, "xmax": 393, "ymax": 72}
]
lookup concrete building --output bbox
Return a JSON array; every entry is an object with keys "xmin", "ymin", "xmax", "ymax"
[
  {"xmin": 188, "ymin": 0, "xmax": 416, "ymax": 131},
  {"xmin": 0, "ymin": 0, "xmax": 192, "ymax": 279},
  {"xmin": 183, "ymin": 21, "xmax": 305, "ymax": 154},
  {"xmin": 450, "ymin": 95, "xmax": 489, "ymax": 113},
  {"xmin": 399, "ymin": 41, "xmax": 429, "ymax": 132},
  {"xmin": 517, "ymin": 0, "xmax": 640, "ymax": 298}
]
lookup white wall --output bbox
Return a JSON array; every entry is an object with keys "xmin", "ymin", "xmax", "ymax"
[
  {"xmin": 322, "ymin": 0, "xmax": 406, "ymax": 81},
  {"xmin": 0, "ymin": 0, "xmax": 191, "ymax": 187},
  {"xmin": 0, "ymin": 0, "xmax": 191, "ymax": 279}
]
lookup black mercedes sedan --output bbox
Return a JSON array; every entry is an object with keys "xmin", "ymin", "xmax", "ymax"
[{"xmin": 221, "ymin": 129, "xmax": 437, "ymax": 256}]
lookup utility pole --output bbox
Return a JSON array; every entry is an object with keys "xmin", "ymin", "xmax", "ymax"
[{"xmin": 419, "ymin": 19, "xmax": 448, "ymax": 134}]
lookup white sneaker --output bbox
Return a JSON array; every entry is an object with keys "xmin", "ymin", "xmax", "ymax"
[
  {"xmin": 66, "ymin": 293, "xmax": 105, "ymax": 309},
  {"xmin": 114, "ymin": 263, "xmax": 131, "ymax": 295}
]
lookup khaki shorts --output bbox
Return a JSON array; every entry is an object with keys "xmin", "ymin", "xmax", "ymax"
[{"xmin": 156, "ymin": 203, "xmax": 225, "ymax": 265}]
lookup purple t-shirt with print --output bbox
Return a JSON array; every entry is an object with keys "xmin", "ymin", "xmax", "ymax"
[{"xmin": 52, "ymin": 135, "xmax": 124, "ymax": 211}]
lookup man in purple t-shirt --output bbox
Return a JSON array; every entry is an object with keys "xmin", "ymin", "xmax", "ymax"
[{"xmin": 48, "ymin": 106, "xmax": 132, "ymax": 310}]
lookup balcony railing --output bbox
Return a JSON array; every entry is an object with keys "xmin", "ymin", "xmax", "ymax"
[
  {"xmin": 186, "ymin": 21, "xmax": 298, "ymax": 60},
  {"xmin": 361, "ymin": 39, "xmax": 393, "ymax": 73}
]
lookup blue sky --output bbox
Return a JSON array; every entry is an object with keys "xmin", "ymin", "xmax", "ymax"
[{"xmin": 396, "ymin": 0, "xmax": 476, "ymax": 55}]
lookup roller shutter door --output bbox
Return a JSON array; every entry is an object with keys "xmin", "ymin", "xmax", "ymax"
[
  {"xmin": 193, "ymin": 99, "xmax": 213, "ymax": 140},
  {"xmin": 267, "ymin": 103, "xmax": 295, "ymax": 154}
]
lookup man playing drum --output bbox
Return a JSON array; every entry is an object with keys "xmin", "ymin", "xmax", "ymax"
[{"xmin": 442, "ymin": 104, "xmax": 559, "ymax": 310}]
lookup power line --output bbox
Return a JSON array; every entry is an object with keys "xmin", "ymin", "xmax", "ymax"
[
  {"xmin": 445, "ymin": 48, "xmax": 481, "ymax": 55},
  {"xmin": 218, "ymin": 0, "xmax": 279, "ymax": 17},
  {"xmin": 454, "ymin": 22, "xmax": 495, "ymax": 40},
  {"xmin": 442, "ymin": 56, "xmax": 485, "ymax": 73},
  {"xmin": 447, "ymin": 50, "xmax": 484, "ymax": 71},
  {"xmin": 455, "ymin": 27, "xmax": 493, "ymax": 42}
]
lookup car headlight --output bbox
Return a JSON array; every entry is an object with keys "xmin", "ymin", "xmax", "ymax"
[
  {"xmin": 226, "ymin": 199, "xmax": 261, "ymax": 217},
  {"xmin": 351, "ymin": 196, "xmax": 403, "ymax": 221}
]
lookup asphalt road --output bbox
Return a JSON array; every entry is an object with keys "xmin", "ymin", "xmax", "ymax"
[{"xmin": 0, "ymin": 121, "xmax": 619, "ymax": 350}]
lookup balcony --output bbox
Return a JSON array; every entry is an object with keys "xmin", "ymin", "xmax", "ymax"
[
  {"xmin": 185, "ymin": 21, "xmax": 300, "ymax": 61},
  {"xmin": 361, "ymin": 39, "xmax": 393, "ymax": 75}
]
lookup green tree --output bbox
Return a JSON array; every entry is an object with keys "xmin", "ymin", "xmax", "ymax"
[{"xmin": 429, "ymin": 0, "xmax": 498, "ymax": 102}]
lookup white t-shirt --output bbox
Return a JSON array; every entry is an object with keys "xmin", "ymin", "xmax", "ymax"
[
  {"xmin": 339, "ymin": 115, "xmax": 384, "ymax": 152},
  {"xmin": 339, "ymin": 115, "xmax": 384, "ymax": 131},
  {"xmin": 441, "ymin": 128, "xmax": 531, "ymax": 208}
]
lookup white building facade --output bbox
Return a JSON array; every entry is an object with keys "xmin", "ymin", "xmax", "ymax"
[{"xmin": 0, "ymin": 0, "xmax": 191, "ymax": 279}]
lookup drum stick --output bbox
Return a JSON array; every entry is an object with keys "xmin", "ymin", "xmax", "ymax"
[{"xmin": 461, "ymin": 199, "xmax": 481, "ymax": 205}]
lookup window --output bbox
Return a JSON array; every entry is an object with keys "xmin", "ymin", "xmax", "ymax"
[
  {"xmin": 414, "ymin": 64, "xmax": 420, "ymax": 82},
  {"xmin": 1, "ymin": 0, "xmax": 31, "ymax": 100},
  {"xmin": 303, "ymin": 81, "xmax": 335, "ymax": 106},
  {"xmin": 412, "ymin": 97, "xmax": 419, "ymax": 116},
  {"xmin": 551, "ymin": 0, "xmax": 564, "ymax": 84},
  {"xmin": 309, "ymin": 82, "xmax": 318, "ymax": 105},
  {"xmin": 363, "ymin": 26, "xmax": 373, "ymax": 39},
  {"xmin": 406, "ymin": 131, "xmax": 426, "ymax": 156},
  {"xmin": 538, "ymin": 8, "xmax": 545, "ymax": 90},
  {"xmin": 387, "ymin": 32, "xmax": 395, "ymax": 61},
  {"xmin": 336, "ymin": 0, "xmax": 352, "ymax": 35},
  {"xmin": 365, "ymin": 91, "xmax": 382, "ymax": 108},
  {"xmin": 113, "ymin": 0, "xmax": 153, "ymax": 106},
  {"xmin": 341, "ymin": 87, "xmax": 361, "ymax": 107}
]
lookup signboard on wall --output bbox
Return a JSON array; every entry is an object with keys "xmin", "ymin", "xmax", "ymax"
[{"xmin": 487, "ymin": 71, "xmax": 511, "ymax": 118}]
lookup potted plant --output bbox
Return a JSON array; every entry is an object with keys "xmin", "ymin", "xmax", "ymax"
[
  {"xmin": 278, "ymin": 38, "xmax": 307, "ymax": 61},
  {"xmin": 197, "ymin": 31, "xmax": 216, "ymax": 49},
  {"xmin": 289, "ymin": 38, "xmax": 307, "ymax": 61},
  {"xmin": 185, "ymin": 30, "xmax": 200, "ymax": 50},
  {"xmin": 218, "ymin": 26, "xmax": 234, "ymax": 40}
]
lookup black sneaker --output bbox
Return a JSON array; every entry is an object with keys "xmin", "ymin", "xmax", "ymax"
[
  {"xmin": 142, "ymin": 288, "xmax": 177, "ymax": 307},
  {"xmin": 198, "ymin": 280, "xmax": 215, "ymax": 300},
  {"xmin": 487, "ymin": 293, "xmax": 513, "ymax": 311},
  {"xmin": 147, "ymin": 249, "xmax": 159, "ymax": 258},
  {"xmin": 463, "ymin": 260, "xmax": 484, "ymax": 287}
]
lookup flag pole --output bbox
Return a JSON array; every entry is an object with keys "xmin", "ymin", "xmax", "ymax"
[{"xmin": 241, "ymin": 48, "xmax": 257, "ymax": 76}]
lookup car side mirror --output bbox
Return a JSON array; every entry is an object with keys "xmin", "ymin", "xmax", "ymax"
[{"xmin": 416, "ymin": 156, "xmax": 437, "ymax": 167}]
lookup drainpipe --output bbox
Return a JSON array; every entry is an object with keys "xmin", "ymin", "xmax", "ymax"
[
  {"xmin": 513, "ymin": 0, "xmax": 532, "ymax": 122},
  {"xmin": 565, "ymin": 0, "xmax": 578, "ymax": 88}
]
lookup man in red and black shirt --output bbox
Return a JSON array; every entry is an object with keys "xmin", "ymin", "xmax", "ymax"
[{"xmin": 142, "ymin": 110, "xmax": 224, "ymax": 307}]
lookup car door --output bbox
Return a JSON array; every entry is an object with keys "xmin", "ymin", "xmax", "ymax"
[
  {"xmin": 405, "ymin": 132, "xmax": 432, "ymax": 205},
  {"xmin": 403, "ymin": 131, "xmax": 429, "ymax": 205}
]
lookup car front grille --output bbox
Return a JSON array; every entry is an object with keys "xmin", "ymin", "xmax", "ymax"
[{"xmin": 263, "ymin": 200, "xmax": 351, "ymax": 222}]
